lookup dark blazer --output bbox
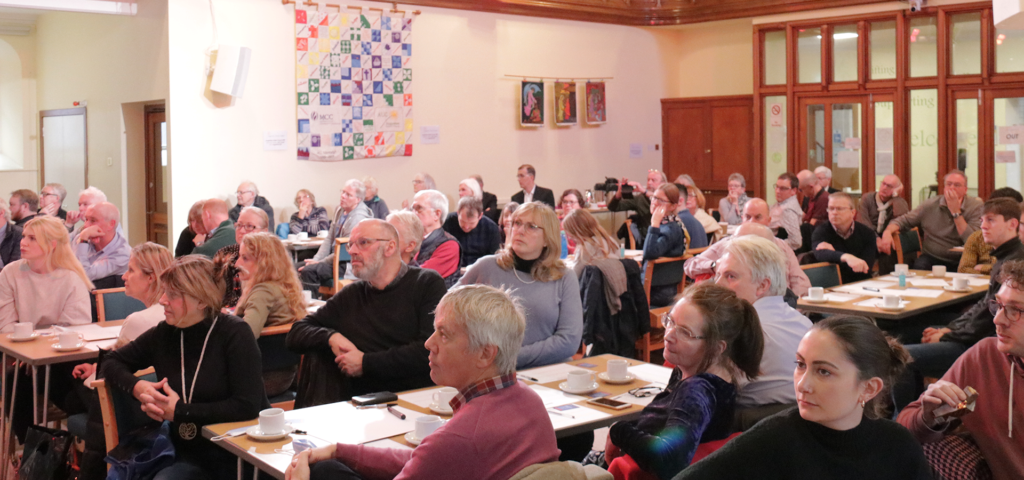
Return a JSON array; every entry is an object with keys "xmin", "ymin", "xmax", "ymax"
[
  {"xmin": 0, "ymin": 222, "xmax": 22, "ymax": 267},
  {"xmin": 481, "ymin": 191, "xmax": 500, "ymax": 223},
  {"xmin": 511, "ymin": 186, "xmax": 556, "ymax": 209}
]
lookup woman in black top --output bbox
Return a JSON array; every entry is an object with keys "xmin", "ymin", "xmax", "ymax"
[
  {"xmin": 102, "ymin": 255, "xmax": 268, "ymax": 480},
  {"xmin": 677, "ymin": 316, "xmax": 932, "ymax": 480}
]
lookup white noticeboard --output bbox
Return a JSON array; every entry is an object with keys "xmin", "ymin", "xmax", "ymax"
[{"xmin": 263, "ymin": 131, "xmax": 288, "ymax": 151}]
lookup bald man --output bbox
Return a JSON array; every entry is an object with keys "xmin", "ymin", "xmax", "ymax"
[
  {"xmin": 194, "ymin": 199, "xmax": 237, "ymax": 258},
  {"xmin": 684, "ymin": 198, "xmax": 811, "ymax": 298},
  {"xmin": 73, "ymin": 202, "xmax": 131, "ymax": 282},
  {"xmin": 857, "ymin": 174, "xmax": 910, "ymax": 274}
]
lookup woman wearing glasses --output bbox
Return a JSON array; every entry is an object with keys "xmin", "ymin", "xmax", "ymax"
[
  {"xmin": 597, "ymin": 282, "xmax": 763, "ymax": 480},
  {"xmin": 679, "ymin": 316, "xmax": 931, "ymax": 480},
  {"xmin": 289, "ymin": 189, "xmax": 330, "ymax": 237},
  {"xmin": 213, "ymin": 206, "xmax": 269, "ymax": 308},
  {"xmin": 644, "ymin": 183, "xmax": 688, "ymax": 307}
]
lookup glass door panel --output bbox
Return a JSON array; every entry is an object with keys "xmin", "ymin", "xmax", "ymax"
[
  {"xmin": 833, "ymin": 24, "xmax": 859, "ymax": 82},
  {"xmin": 832, "ymin": 103, "xmax": 862, "ymax": 193},
  {"xmin": 800, "ymin": 96, "xmax": 871, "ymax": 197},
  {"xmin": 994, "ymin": 96, "xmax": 1024, "ymax": 192},
  {"xmin": 874, "ymin": 100, "xmax": 894, "ymax": 190},
  {"xmin": 910, "ymin": 89, "xmax": 939, "ymax": 207},
  {"xmin": 807, "ymin": 104, "xmax": 826, "ymax": 169},
  {"xmin": 765, "ymin": 96, "xmax": 788, "ymax": 205},
  {"xmin": 798, "ymin": 28, "xmax": 822, "ymax": 84},
  {"xmin": 955, "ymin": 98, "xmax": 979, "ymax": 198}
]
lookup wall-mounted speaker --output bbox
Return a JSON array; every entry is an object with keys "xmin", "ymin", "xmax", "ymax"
[{"xmin": 211, "ymin": 45, "xmax": 251, "ymax": 98}]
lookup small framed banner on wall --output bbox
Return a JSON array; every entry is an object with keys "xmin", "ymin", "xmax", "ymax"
[
  {"xmin": 295, "ymin": 8, "xmax": 414, "ymax": 161},
  {"xmin": 521, "ymin": 81, "xmax": 544, "ymax": 127},
  {"xmin": 554, "ymin": 82, "xmax": 577, "ymax": 126},
  {"xmin": 585, "ymin": 82, "xmax": 606, "ymax": 125}
]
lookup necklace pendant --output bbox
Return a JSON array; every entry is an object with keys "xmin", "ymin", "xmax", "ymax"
[{"xmin": 179, "ymin": 422, "xmax": 198, "ymax": 440}]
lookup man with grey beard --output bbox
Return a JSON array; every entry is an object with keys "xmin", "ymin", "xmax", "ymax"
[{"xmin": 286, "ymin": 219, "xmax": 447, "ymax": 407}]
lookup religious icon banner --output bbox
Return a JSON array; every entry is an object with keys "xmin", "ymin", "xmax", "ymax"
[
  {"xmin": 521, "ymin": 81, "xmax": 544, "ymax": 127},
  {"xmin": 295, "ymin": 8, "xmax": 414, "ymax": 161},
  {"xmin": 554, "ymin": 82, "xmax": 577, "ymax": 126},
  {"xmin": 585, "ymin": 82, "xmax": 606, "ymax": 125}
]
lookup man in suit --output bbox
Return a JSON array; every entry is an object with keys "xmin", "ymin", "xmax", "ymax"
[
  {"xmin": 471, "ymin": 174, "xmax": 500, "ymax": 223},
  {"xmin": 0, "ymin": 198, "xmax": 23, "ymax": 269},
  {"xmin": 511, "ymin": 164, "xmax": 555, "ymax": 208}
]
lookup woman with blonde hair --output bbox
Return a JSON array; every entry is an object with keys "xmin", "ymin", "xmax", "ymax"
[
  {"xmin": 563, "ymin": 208, "xmax": 621, "ymax": 276},
  {"xmin": 686, "ymin": 185, "xmax": 722, "ymax": 243},
  {"xmin": 102, "ymin": 255, "xmax": 268, "ymax": 480},
  {"xmin": 175, "ymin": 200, "xmax": 207, "ymax": 257},
  {"xmin": 290, "ymin": 188, "xmax": 330, "ymax": 236},
  {"xmin": 460, "ymin": 202, "xmax": 582, "ymax": 369}
]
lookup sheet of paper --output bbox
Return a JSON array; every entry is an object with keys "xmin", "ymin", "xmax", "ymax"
[
  {"xmin": 844, "ymin": 137, "xmax": 861, "ymax": 149},
  {"xmin": 968, "ymin": 278, "xmax": 989, "ymax": 287},
  {"xmin": 998, "ymin": 125, "xmax": 1024, "ymax": 145},
  {"xmin": 875, "ymin": 151, "xmax": 894, "ymax": 176},
  {"xmin": 520, "ymin": 363, "xmax": 588, "ymax": 384},
  {"xmin": 908, "ymin": 279, "xmax": 949, "ymax": 287},
  {"xmin": 263, "ymin": 130, "xmax": 288, "ymax": 151},
  {"xmin": 285, "ymin": 403, "xmax": 420, "ymax": 446},
  {"xmin": 832, "ymin": 286, "xmax": 884, "ymax": 297},
  {"xmin": 879, "ymin": 288, "xmax": 944, "ymax": 298},
  {"xmin": 628, "ymin": 364, "xmax": 673, "ymax": 385},
  {"xmin": 996, "ymin": 151, "xmax": 1017, "ymax": 164},
  {"xmin": 629, "ymin": 143, "xmax": 643, "ymax": 159},
  {"xmin": 945, "ymin": 272, "xmax": 981, "ymax": 279},
  {"xmin": 66, "ymin": 324, "xmax": 122, "ymax": 341},
  {"xmin": 545, "ymin": 403, "xmax": 611, "ymax": 430},
  {"xmin": 420, "ymin": 126, "xmax": 440, "ymax": 144},
  {"xmin": 851, "ymin": 279, "xmax": 898, "ymax": 288},
  {"xmin": 398, "ymin": 387, "xmax": 449, "ymax": 409},
  {"xmin": 854, "ymin": 298, "xmax": 910, "ymax": 308},
  {"xmin": 85, "ymin": 339, "xmax": 117, "ymax": 351},
  {"xmin": 610, "ymin": 383, "xmax": 666, "ymax": 408},
  {"xmin": 822, "ymin": 292, "xmax": 861, "ymax": 303},
  {"xmin": 529, "ymin": 385, "xmax": 588, "ymax": 408},
  {"xmin": 876, "ymin": 128, "xmax": 893, "ymax": 151},
  {"xmin": 836, "ymin": 150, "xmax": 860, "ymax": 168}
]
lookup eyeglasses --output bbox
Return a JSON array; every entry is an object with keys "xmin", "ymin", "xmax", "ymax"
[
  {"xmin": 988, "ymin": 299, "xmax": 1023, "ymax": 324},
  {"xmin": 774, "ymin": 184, "xmax": 792, "ymax": 191},
  {"xmin": 236, "ymin": 223, "xmax": 260, "ymax": 232},
  {"xmin": 39, "ymin": 192, "xmax": 59, "ymax": 198},
  {"xmin": 661, "ymin": 314, "xmax": 705, "ymax": 341},
  {"xmin": 235, "ymin": 190, "xmax": 254, "ymax": 196},
  {"xmin": 628, "ymin": 386, "xmax": 663, "ymax": 398},
  {"xmin": 512, "ymin": 219, "xmax": 543, "ymax": 233},
  {"xmin": 349, "ymin": 237, "xmax": 389, "ymax": 249},
  {"xmin": 516, "ymin": 173, "xmax": 530, "ymax": 179},
  {"xmin": 826, "ymin": 206, "xmax": 852, "ymax": 213},
  {"xmin": 651, "ymin": 196, "xmax": 671, "ymax": 205},
  {"xmin": 945, "ymin": 182, "xmax": 965, "ymax": 189}
]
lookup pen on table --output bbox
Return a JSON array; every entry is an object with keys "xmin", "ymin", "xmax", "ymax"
[
  {"xmin": 547, "ymin": 409, "xmax": 574, "ymax": 419},
  {"xmin": 386, "ymin": 405, "xmax": 406, "ymax": 420},
  {"xmin": 863, "ymin": 287, "xmax": 880, "ymax": 292},
  {"xmin": 356, "ymin": 404, "xmax": 388, "ymax": 409},
  {"xmin": 518, "ymin": 374, "xmax": 539, "ymax": 382}
]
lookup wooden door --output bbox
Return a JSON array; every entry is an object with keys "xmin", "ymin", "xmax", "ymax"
[
  {"xmin": 661, "ymin": 95, "xmax": 755, "ymax": 208},
  {"xmin": 145, "ymin": 107, "xmax": 168, "ymax": 246}
]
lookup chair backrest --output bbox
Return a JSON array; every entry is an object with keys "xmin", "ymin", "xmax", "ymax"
[
  {"xmin": 332, "ymin": 238, "xmax": 352, "ymax": 294},
  {"xmin": 93, "ymin": 288, "xmax": 147, "ymax": 323},
  {"xmin": 894, "ymin": 227, "xmax": 922, "ymax": 265},
  {"xmin": 93, "ymin": 370, "xmax": 160, "ymax": 453},
  {"xmin": 624, "ymin": 219, "xmax": 637, "ymax": 250},
  {"xmin": 643, "ymin": 255, "xmax": 690, "ymax": 307},
  {"xmin": 258, "ymin": 323, "xmax": 301, "ymax": 371},
  {"xmin": 801, "ymin": 262, "xmax": 842, "ymax": 288}
]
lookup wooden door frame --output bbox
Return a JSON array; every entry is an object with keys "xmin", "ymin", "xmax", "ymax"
[
  {"xmin": 795, "ymin": 93, "xmax": 882, "ymax": 196},
  {"xmin": 144, "ymin": 104, "xmax": 166, "ymax": 245},
  {"xmin": 39, "ymin": 107, "xmax": 88, "ymax": 187},
  {"xmin": 982, "ymin": 87, "xmax": 1024, "ymax": 198}
]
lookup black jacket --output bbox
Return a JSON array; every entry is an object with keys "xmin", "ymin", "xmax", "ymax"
[
  {"xmin": 482, "ymin": 191, "xmax": 500, "ymax": 223},
  {"xmin": 943, "ymin": 237, "xmax": 1024, "ymax": 345},
  {"xmin": 0, "ymin": 222, "xmax": 22, "ymax": 267},
  {"xmin": 511, "ymin": 186, "xmax": 556, "ymax": 209},
  {"xmin": 579, "ymin": 260, "xmax": 650, "ymax": 357},
  {"xmin": 229, "ymin": 195, "xmax": 275, "ymax": 230}
]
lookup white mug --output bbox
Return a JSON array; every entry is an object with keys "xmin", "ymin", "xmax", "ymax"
[
  {"xmin": 58, "ymin": 332, "xmax": 82, "ymax": 348},
  {"xmin": 808, "ymin": 287, "xmax": 825, "ymax": 300},
  {"xmin": 895, "ymin": 264, "xmax": 909, "ymax": 275},
  {"xmin": 12, "ymin": 323, "xmax": 32, "ymax": 338},
  {"xmin": 297, "ymin": 232, "xmax": 309, "ymax": 240},
  {"xmin": 414, "ymin": 415, "xmax": 443, "ymax": 440},
  {"xmin": 607, "ymin": 360, "xmax": 629, "ymax": 381},
  {"xmin": 287, "ymin": 234, "xmax": 298, "ymax": 242},
  {"xmin": 953, "ymin": 277, "xmax": 969, "ymax": 290},
  {"xmin": 932, "ymin": 265, "xmax": 947, "ymax": 277},
  {"xmin": 883, "ymin": 295, "xmax": 901, "ymax": 308},
  {"xmin": 302, "ymin": 290, "xmax": 313, "ymax": 303},
  {"xmin": 431, "ymin": 387, "xmax": 458, "ymax": 408},
  {"xmin": 567, "ymin": 370, "xmax": 596, "ymax": 390},
  {"xmin": 258, "ymin": 407, "xmax": 286, "ymax": 435},
  {"xmin": 317, "ymin": 230, "xmax": 329, "ymax": 238}
]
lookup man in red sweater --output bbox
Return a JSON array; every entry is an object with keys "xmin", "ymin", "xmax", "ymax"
[
  {"xmin": 411, "ymin": 190, "xmax": 462, "ymax": 287},
  {"xmin": 286, "ymin": 284, "xmax": 560, "ymax": 480}
]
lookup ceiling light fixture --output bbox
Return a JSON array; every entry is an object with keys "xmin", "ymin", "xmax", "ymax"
[{"xmin": 0, "ymin": 0, "xmax": 136, "ymax": 15}]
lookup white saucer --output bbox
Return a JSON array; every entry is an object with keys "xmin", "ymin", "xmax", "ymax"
[
  {"xmin": 51, "ymin": 341, "xmax": 85, "ymax": 352},
  {"xmin": 246, "ymin": 424, "xmax": 294, "ymax": 441},
  {"xmin": 598, "ymin": 372, "xmax": 635, "ymax": 385},
  {"xmin": 429, "ymin": 402, "xmax": 453, "ymax": 416},
  {"xmin": 801, "ymin": 296, "xmax": 828, "ymax": 304},
  {"xmin": 559, "ymin": 381, "xmax": 599, "ymax": 395},
  {"xmin": 405, "ymin": 431, "xmax": 424, "ymax": 446},
  {"xmin": 943, "ymin": 285, "xmax": 971, "ymax": 293},
  {"xmin": 876, "ymin": 304, "xmax": 906, "ymax": 312},
  {"xmin": 8, "ymin": 332, "xmax": 39, "ymax": 342},
  {"xmin": 890, "ymin": 272, "xmax": 916, "ymax": 277}
]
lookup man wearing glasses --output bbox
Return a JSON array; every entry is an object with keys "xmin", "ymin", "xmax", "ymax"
[
  {"xmin": 856, "ymin": 174, "xmax": 909, "ymax": 274},
  {"xmin": 879, "ymin": 170, "xmax": 982, "ymax": 271},
  {"xmin": 810, "ymin": 192, "xmax": 876, "ymax": 283},
  {"xmin": 769, "ymin": 172, "xmax": 803, "ymax": 251},
  {"xmin": 229, "ymin": 181, "xmax": 275, "ymax": 230},
  {"xmin": 38, "ymin": 183, "xmax": 68, "ymax": 222},
  {"xmin": 300, "ymin": 179, "xmax": 373, "ymax": 293}
]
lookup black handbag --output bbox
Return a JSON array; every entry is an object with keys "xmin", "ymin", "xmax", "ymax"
[{"xmin": 18, "ymin": 425, "xmax": 73, "ymax": 480}]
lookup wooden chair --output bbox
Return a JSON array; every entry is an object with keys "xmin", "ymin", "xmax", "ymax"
[
  {"xmin": 635, "ymin": 254, "xmax": 690, "ymax": 362},
  {"xmin": 93, "ymin": 368, "xmax": 158, "ymax": 453},
  {"xmin": 801, "ymin": 262, "xmax": 843, "ymax": 288},
  {"xmin": 259, "ymin": 323, "xmax": 300, "ymax": 410},
  {"xmin": 319, "ymin": 237, "xmax": 352, "ymax": 298},
  {"xmin": 893, "ymin": 227, "xmax": 922, "ymax": 266},
  {"xmin": 93, "ymin": 288, "xmax": 147, "ymax": 322},
  {"xmin": 624, "ymin": 219, "xmax": 638, "ymax": 250}
]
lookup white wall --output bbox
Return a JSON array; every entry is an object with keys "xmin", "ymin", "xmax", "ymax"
[
  {"xmin": 0, "ymin": 32, "xmax": 38, "ymax": 199},
  {"xmin": 167, "ymin": 0, "xmax": 679, "ymax": 240}
]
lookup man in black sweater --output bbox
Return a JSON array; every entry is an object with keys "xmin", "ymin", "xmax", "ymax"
[
  {"xmin": 810, "ymin": 192, "xmax": 877, "ymax": 283},
  {"xmin": 286, "ymin": 219, "xmax": 447, "ymax": 408}
]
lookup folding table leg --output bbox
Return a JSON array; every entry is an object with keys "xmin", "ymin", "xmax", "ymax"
[
  {"xmin": 237, "ymin": 457, "xmax": 243, "ymax": 480},
  {"xmin": 4, "ymin": 361, "xmax": 20, "ymax": 480},
  {"xmin": 30, "ymin": 366, "xmax": 37, "ymax": 426},
  {"xmin": 41, "ymin": 366, "xmax": 50, "ymax": 426}
]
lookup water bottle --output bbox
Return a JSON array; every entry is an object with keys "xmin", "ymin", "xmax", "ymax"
[
  {"xmin": 560, "ymin": 231, "xmax": 568, "ymax": 259},
  {"xmin": 899, "ymin": 271, "xmax": 906, "ymax": 288}
]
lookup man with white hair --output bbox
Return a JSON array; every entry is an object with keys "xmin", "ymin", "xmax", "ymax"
[
  {"xmin": 299, "ymin": 179, "xmax": 373, "ymax": 292},
  {"xmin": 715, "ymin": 236, "xmax": 811, "ymax": 413},
  {"xmin": 685, "ymin": 198, "xmax": 810, "ymax": 298},
  {"xmin": 401, "ymin": 172, "xmax": 437, "ymax": 209},
  {"xmin": 797, "ymin": 169, "xmax": 829, "ymax": 227},
  {"xmin": 230, "ymin": 180, "xmax": 275, "ymax": 230},
  {"xmin": 73, "ymin": 202, "xmax": 131, "ymax": 284},
  {"xmin": 814, "ymin": 166, "xmax": 838, "ymax": 194},
  {"xmin": 0, "ymin": 198, "xmax": 22, "ymax": 269},
  {"xmin": 857, "ymin": 174, "xmax": 909, "ymax": 274},
  {"xmin": 286, "ymin": 285, "xmax": 560, "ymax": 480},
  {"xmin": 65, "ymin": 187, "xmax": 107, "ymax": 233},
  {"xmin": 286, "ymin": 219, "xmax": 447, "ymax": 407},
  {"xmin": 363, "ymin": 176, "xmax": 390, "ymax": 220},
  {"xmin": 386, "ymin": 211, "xmax": 424, "ymax": 265},
  {"xmin": 412, "ymin": 189, "xmax": 461, "ymax": 287},
  {"xmin": 38, "ymin": 183, "xmax": 69, "ymax": 221},
  {"xmin": 608, "ymin": 169, "xmax": 667, "ymax": 247}
]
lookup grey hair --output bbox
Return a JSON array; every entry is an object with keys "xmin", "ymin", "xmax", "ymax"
[
  {"xmin": 414, "ymin": 189, "xmax": 449, "ymax": 219},
  {"xmin": 238, "ymin": 181, "xmax": 259, "ymax": 196},
  {"xmin": 363, "ymin": 176, "xmax": 378, "ymax": 191},
  {"xmin": 728, "ymin": 173, "xmax": 746, "ymax": 189},
  {"xmin": 345, "ymin": 179, "xmax": 367, "ymax": 200},
  {"xmin": 814, "ymin": 166, "xmax": 833, "ymax": 179},
  {"xmin": 79, "ymin": 186, "xmax": 107, "ymax": 203},
  {"xmin": 386, "ymin": 210, "xmax": 424, "ymax": 256},
  {"xmin": 460, "ymin": 178, "xmax": 482, "ymax": 200},
  {"xmin": 471, "ymin": 174, "xmax": 484, "ymax": 188},
  {"xmin": 436, "ymin": 284, "xmax": 526, "ymax": 375},
  {"xmin": 725, "ymin": 235, "xmax": 788, "ymax": 297},
  {"xmin": 44, "ymin": 183, "xmax": 67, "ymax": 202},
  {"xmin": 240, "ymin": 206, "xmax": 269, "ymax": 229},
  {"xmin": 945, "ymin": 169, "xmax": 968, "ymax": 185},
  {"xmin": 418, "ymin": 172, "xmax": 436, "ymax": 190}
]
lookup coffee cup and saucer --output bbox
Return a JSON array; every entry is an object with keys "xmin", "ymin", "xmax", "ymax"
[
  {"xmin": 801, "ymin": 287, "xmax": 828, "ymax": 304},
  {"xmin": 428, "ymin": 387, "xmax": 456, "ymax": 415},
  {"xmin": 405, "ymin": 415, "xmax": 445, "ymax": 446},
  {"xmin": 559, "ymin": 370, "xmax": 599, "ymax": 394},
  {"xmin": 246, "ymin": 408, "xmax": 295, "ymax": 441},
  {"xmin": 877, "ymin": 294, "xmax": 905, "ymax": 312},
  {"xmin": 51, "ymin": 332, "xmax": 85, "ymax": 352},
  {"xmin": 597, "ymin": 359, "xmax": 634, "ymax": 385},
  {"xmin": 944, "ymin": 277, "xmax": 971, "ymax": 293},
  {"xmin": 9, "ymin": 323, "xmax": 38, "ymax": 342}
]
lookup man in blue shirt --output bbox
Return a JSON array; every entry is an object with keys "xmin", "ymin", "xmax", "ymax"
[{"xmin": 73, "ymin": 202, "xmax": 131, "ymax": 287}]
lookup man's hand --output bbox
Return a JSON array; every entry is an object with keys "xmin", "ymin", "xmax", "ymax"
[
  {"xmin": 841, "ymin": 254, "xmax": 869, "ymax": 274},
  {"xmin": 40, "ymin": 202, "xmax": 60, "ymax": 217},
  {"xmin": 944, "ymin": 188, "xmax": 963, "ymax": 216},
  {"xmin": 921, "ymin": 327, "xmax": 951, "ymax": 344},
  {"xmin": 328, "ymin": 333, "xmax": 357, "ymax": 358},
  {"xmin": 878, "ymin": 229, "xmax": 896, "ymax": 255},
  {"xmin": 65, "ymin": 210, "xmax": 83, "ymax": 226},
  {"xmin": 72, "ymin": 363, "xmax": 96, "ymax": 380},
  {"xmin": 76, "ymin": 225, "xmax": 102, "ymax": 244},
  {"xmin": 816, "ymin": 242, "xmax": 835, "ymax": 251},
  {"xmin": 401, "ymin": 199, "xmax": 410, "ymax": 209},
  {"xmin": 335, "ymin": 348, "xmax": 365, "ymax": 377},
  {"xmin": 192, "ymin": 233, "xmax": 206, "ymax": 246},
  {"xmin": 920, "ymin": 380, "xmax": 968, "ymax": 428}
]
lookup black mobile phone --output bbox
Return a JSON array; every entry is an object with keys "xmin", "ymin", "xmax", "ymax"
[
  {"xmin": 586, "ymin": 397, "xmax": 631, "ymax": 410},
  {"xmin": 351, "ymin": 391, "xmax": 399, "ymax": 406}
]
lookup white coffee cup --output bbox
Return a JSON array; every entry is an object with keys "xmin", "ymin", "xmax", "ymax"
[
  {"xmin": 287, "ymin": 234, "xmax": 298, "ymax": 242},
  {"xmin": 12, "ymin": 323, "xmax": 32, "ymax": 338},
  {"xmin": 414, "ymin": 415, "xmax": 443, "ymax": 440},
  {"xmin": 258, "ymin": 407, "xmax": 286, "ymax": 435},
  {"xmin": 607, "ymin": 360, "xmax": 629, "ymax": 381},
  {"xmin": 809, "ymin": 287, "xmax": 825, "ymax": 301},
  {"xmin": 932, "ymin": 265, "xmax": 947, "ymax": 277},
  {"xmin": 297, "ymin": 232, "xmax": 309, "ymax": 240},
  {"xmin": 953, "ymin": 277, "xmax": 969, "ymax": 290},
  {"xmin": 895, "ymin": 264, "xmax": 909, "ymax": 275},
  {"xmin": 302, "ymin": 290, "xmax": 313, "ymax": 303},
  {"xmin": 317, "ymin": 230, "xmax": 329, "ymax": 238},
  {"xmin": 883, "ymin": 294, "xmax": 901, "ymax": 308},
  {"xmin": 567, "ymin": 370, "xmax": 596, "ymax": 390},
  {"xmin": 431, "ymin": 387, "xmax": 458, "ymax": 408},
  {"xmin": 58, "ymin": 332, "xmax": 82, "ymax": 348}
]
